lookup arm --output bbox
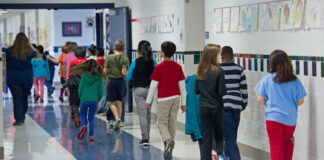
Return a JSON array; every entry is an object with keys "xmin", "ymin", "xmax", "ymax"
[
  {"xmin": 145, "ymin": 80, "xmax": 158, "ymax": 106},
  {"xmin": 78, "ymin": 75, "xmax": 85, "ymax": 98},
  {"xmin": 45, "ymin": 61, "xmax": 51, "ymax": 80},
  {"xmin": 240, "ymin": 70, "xmax": 248, "ymax": 110},
  {"xmin": 218, "ymin": 70, "xmax": 227, "ymax": 97},
  {"xmin": 179, "ymin": 80, "xmax": 186, "ymax": 112},
  {"xmin": 46, "ymin": 55, "xmax": 59, "ymax": 64},
  {"xmin": 126, "ymin": 61, "xmax": 136, "ymax": 81},
  {"xmin": 297, "ymin": 98, "xmax": 304, "ymax": 106},
  {"xmin": 121, "ymin": 57, "xmax": 129, "ymax": 76},
  {"xmin": 257, "ymin": 95, "xmax": 266, "ymax": 105}
]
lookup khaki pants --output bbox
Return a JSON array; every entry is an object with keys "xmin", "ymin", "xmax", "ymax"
[{"xmin": 157, "ymin": 97, "xmax": 180, "ymax": 142}]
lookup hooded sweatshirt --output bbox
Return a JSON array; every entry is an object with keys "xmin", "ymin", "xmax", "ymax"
[{"xmin": 78, "ymin": 73, "xmax": 104, "ymax": 103}]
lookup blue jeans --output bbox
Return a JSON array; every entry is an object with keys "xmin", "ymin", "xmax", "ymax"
[
  {"xmin": 8, "ymin": 83, "xmax": 32, "ymax": 122},
  {"xmin": 224, "ymin": 108, "xmax": 241, "ymax": 160},
  {"xmin": 80, "ymin": 101, "xmax": 97, "ymax": 136},
  {"xmin": 45, "ymin": 69, "xmax": 55, "ymax": 92}
]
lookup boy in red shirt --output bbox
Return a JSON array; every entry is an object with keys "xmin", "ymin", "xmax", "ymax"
[{"xmin": 145, "ymin": 41, "xmax": 186, "ymax": 160}]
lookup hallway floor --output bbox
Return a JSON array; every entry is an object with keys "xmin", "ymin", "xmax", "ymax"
[{"xmin": 2, "ymin": 90, "xmax": 253, "ymax": 160}]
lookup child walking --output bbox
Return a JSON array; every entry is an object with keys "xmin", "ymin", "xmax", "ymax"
[
  {"xmin": 145, "ymin": 41, "xmax": 186, "ymax": 160},
  {"xmin": 75, "ymin": 59, "xmax": 105, "ymax": 141},
  {"xmin": 58, "ymin": 44, "xmax": 68, "ymax": 102},
  {"xmin": 32, "ymin": 45, "xmax": 50, "ymax": 103},
  {"xmin": 254, "ymin": 50, "xmax": 306, "ymax": 160},
  {"xmin": 126, "ymin": 40, "xmax": 157, "ymax": 146},
  {"xmin": 220, "ymin": 46, "xmax": 248, "ymax": 160},
  {"xmin": 195, "ymin": 44, "xmax": 227, "ymax": 160}
]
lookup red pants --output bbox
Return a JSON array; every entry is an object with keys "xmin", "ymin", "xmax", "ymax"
[{"xmin": 266, "ymin": 120, "xmax": 296, "ymax": 160}]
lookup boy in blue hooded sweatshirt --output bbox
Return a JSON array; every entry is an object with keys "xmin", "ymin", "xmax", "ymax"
[{"xmin": 32, "ymin": 45, "xmax": 50, "ymax": 103}]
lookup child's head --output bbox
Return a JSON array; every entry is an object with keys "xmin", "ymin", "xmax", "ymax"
[
  {"xmin": 161, "ymin": 41, "xmax": 176, "ymax": 58},
  {"xmin": 66, "ymin": 42, "xmax": 78, "ymax": 53},
  {"xmin": 96, "ymin": 48, "xmax": 105, "ymax": 57},
  {"xmin": 88, "ymin": 44, "xmax": 97, "ymax": 56},
  {"xmin": 114, "ymin": 40, "xmax": 125, "ymax": 52},
  {"xmin": 71, "ymin": 59, "xmax": 106, "ymax": 80},
  {"xmin": 197, "ymin": 44, "xmax": 221, "ymax": 80},
  {"xmin": 138, "ymin": 40, "xmax": 152, "ymax": 61},
  {"xmin": 61, "ymin": 45, "xmax": 68, "ymax": 54},
  {"xmin": 74, "ymin": 47, "xmax": 86, "ymax": 58},
  {"xmin": 221, "ymin": 46, "xmax": 234, "ymax": 62},
  {"xmin": 36, "ymin": 45, "xmax": 44, "ymax": 54},
  {"xmin": 270, "ymin": 50, "xmax": 296, "ymax": 83}
]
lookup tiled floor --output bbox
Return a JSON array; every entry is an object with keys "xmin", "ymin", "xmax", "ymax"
[{"xmin": 2, "ymin": 90, "xmax": 254, "ymax": 160}]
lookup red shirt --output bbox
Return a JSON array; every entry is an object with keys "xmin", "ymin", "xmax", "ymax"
[
  {"xmin": 96, "ymin": 58, "xmax": 105, "ymax": 68},
  {"xmin": 70, "ymin": 58, "xmax": 87, "ymax": 68},
  {"xmin": 151, "ymin": 61, "xmax": 185, "ymax": 98}
]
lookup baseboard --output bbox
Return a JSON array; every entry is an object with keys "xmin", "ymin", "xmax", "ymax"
[{"xmin": 133, "ymin": 107, "xmax": 269, "ymax": 159}]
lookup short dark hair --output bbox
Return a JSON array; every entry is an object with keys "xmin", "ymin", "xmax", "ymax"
[
  {"xmin": 88, "ymin": 44, "xmax": 97, "ymax": 56},
  {"xmin": 36, "ymin": 45, "xmax": 44, "ymax": 53},
  {"xmin": 96, "ymin": 48, "xmax": 105, "ymax": 57},
  {"xmin": 221, "ymin": 46, "xmax": 234, "ymax": 60},
  {"xmin": 74, "ymin": 47, "xmax": 86, "ymax": 58},
  {"xmin": 161, "ymin": 41, "xmax": 176, "ymax": 57}
]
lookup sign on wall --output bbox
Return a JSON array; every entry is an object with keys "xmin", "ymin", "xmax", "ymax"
[{"xmin": 62, "ymin": 22, "xmax": 82, "ymax": 37}]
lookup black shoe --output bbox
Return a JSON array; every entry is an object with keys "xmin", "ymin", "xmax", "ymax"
[
  {"xmin": 114, "ymin": 119, "xmax": 121, "ymax": 130},
  {"xmin": 139, "ymin": 139, "xmax": 149, "ymax": 147},
  {"xmin": 49, "ymin": 87, "xmax": 55, "ymax": 95},
  {"xmin": 164, "ymin": 139, "xmax": 175, "ymax": 160},
  {"xmin": 13, "ymin": 121, "xmax": 23, "ymax": 126}
]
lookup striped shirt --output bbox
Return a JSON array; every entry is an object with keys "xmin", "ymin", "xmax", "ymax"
[{"xmin": 220, "ymin": 63, "xmax": 248, "ymax": 110}]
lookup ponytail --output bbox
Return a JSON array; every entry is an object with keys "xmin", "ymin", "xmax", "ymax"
[{"xmin": 138, "ymin": 40, "xmax": 152, "ymax": 61}]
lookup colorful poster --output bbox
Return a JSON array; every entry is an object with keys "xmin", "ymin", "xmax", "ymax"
[
  {"xmin": 239, "ymin": 5, "xmax": 258, "ymax": 31},
  {"xmin": 258, "ymin": 2, "xmax": 281, "ymax": 30},
  {"xmin": 223, "ymin": 8, "xmax": 231, "ymax": 32},
  {"xmin": 281, "ymin": 1, "xmax": 295, "ymax": 30},
  {"xmin": 158, "ymin": 14, "xmax": 174, "ymax": 33},
  {"xmin": 293, "ymin": 0, "xmax": 305, "ymax": 28},
  {"xmin": 306, "ymin": 0, "xmax": 321, "ymax": 28},
  {"xmin": 213, "ymin": 8, "xmax": 223, "ymax": 32},
  {"xmin": 230, "ymin": 7, "xmax": 240, "ymax": 32}
]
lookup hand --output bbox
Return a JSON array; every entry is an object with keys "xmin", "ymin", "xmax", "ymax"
[
  {"xmin": 145, "ymin": 103, "xmax": 151, "ymax": 108},
  {"xmin": 180, "ymin": 105, "xmax": 186, "ymax": 113}
]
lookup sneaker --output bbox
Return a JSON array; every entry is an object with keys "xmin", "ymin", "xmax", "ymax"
[
  {"xmin": 139, "ymin": 139, "xmax": 149, "ymax": 146},
  {"xmin": 77, "ymin": 127, "xmax": 87, "ymax": 139},
  {"xmin": 164, "ymin": 139, "xmax": 175, "ymax": 160},
  {"xmin": 119, "ymin": 122, "xmax": 125, "ymax": 127},
  {"xmin": 114, "ymin": 119, "xmax": 121, "ymax": 130},
  {"xmin": 88, "ymin": 136, "xmax": 96, "ymax": 142},
  {"xmin": 34, "ymin": 96, "xmax": 40, "ymax": 103},
  {"xmin": 107, "ymin": 120, "xmax": 114, "ymax": 129},
  {"xmin": 39, "ymin": 98, "xmax": 44, "ymax": 103},
  {"xmin": 13, "ymin": 121, "xmax": 23, "ymax": 126},
  {"xmin": 64, "ymin": 90, "xmax": 68, "ymax": 96},
  {"xmin": 59, "ymin": 96, "xmax": 64, "ymax": 102},
  {"xmin": 217, "ymin": 155, "xmax": 226, "ymax": 160},
  {"xmin": 49, "ymin": 87, "xmax": 55, "ymax": 95}
]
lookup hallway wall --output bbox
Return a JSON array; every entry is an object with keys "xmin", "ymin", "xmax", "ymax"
[{"xmin": 205, "ymin": 0, "xmax": 324, "ymax": 159}]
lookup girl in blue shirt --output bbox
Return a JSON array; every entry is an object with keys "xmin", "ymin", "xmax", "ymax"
[
  {"xmin": 254, "ymin": 50, "xmax": 307, "ymax": 160},
  {"xmin": 32, "ymin": 45, "xmax": 50, "ymax": 103}
]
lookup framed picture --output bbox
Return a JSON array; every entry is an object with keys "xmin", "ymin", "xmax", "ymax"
[{"xmin": 62, "ymin": 22, "xmax": 82, "ymax": 37}]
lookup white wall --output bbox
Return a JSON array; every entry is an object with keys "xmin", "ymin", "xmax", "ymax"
[
  {"xmin": 0, "ymin": 0, "xmax": 127, "ymax": 7},
  {"xmin": 53, "ymin": 9, "xmax": 96, "ymax": 47},
  {"xmin": 205, "ymin": 0, "xmax": 324, "ymax": 159},
  {"xmin": 5, "ymin": 15, "xmax": 20, "ymax": 46},
  {"xmin": 37, "ymin": 10, "xmax": 55, "ymax": 50}
]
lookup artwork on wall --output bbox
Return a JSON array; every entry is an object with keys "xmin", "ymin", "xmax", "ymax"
[
  {"xmin": 258, "ymin": 2, "xmax": 281, "ymax": 30},
  {"xmin": 293, "ymin": 0, "xmax": 306, "ymax": 28},
  {"xmin": 321, "ymin": 7, "xmax": 324, "ymax": 28},
  {"xmin": 239, "ymin": 5, "xmax": 258, "ymax": 31},
  {"xmin": 281, "ymin": 1, "xmax": 295, "ymax": 30},
  {"xmin": 306, "ymin": 0, "xmax": 321, "ymax": 28},
  {"xmin": 223, "ymin": 8, "xmax": 231, "ymax": 32},
  {"xmin": 62, "ymin": 22, "xmax": 82, "ymax": 37},
  {"xmin": 213, "ymin": 8, "xmax": 223, "ymax": 32},
  {"xmin": 158, "ymin": 14, "xmax": 174, "ymax": 33},
  {"xmin": 230, "ymin": 7, "xmax": 240, "ymax": 32}
]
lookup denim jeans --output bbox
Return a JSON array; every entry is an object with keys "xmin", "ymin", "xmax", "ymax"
[
  {"xmin": 80, "ymin": 101, "xmax": 97, "ymax": 136},
  {"xmin": 224, "ymin": 108, "xmax": 241, "ymax": 160},
  {"xmin": 45, "ymin": 69, "xmax": 55, "ymax": 92},
  {"xmin": 8, "ymin": 83, "xmax": 32, "ymax": 122},
  {"xmin": 199, "ymin": 107, "xmax": 224, "ymax": 160}
]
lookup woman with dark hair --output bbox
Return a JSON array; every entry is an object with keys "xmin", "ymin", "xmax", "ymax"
[
  {"xmin": 126, "ymin": 40, "xmax": 157, "ymax": 146},
  {"xmin": 5, "ymin": 32, "xmax": 36, "ymax": 126},
  {"xmin": 254, "ymin": 50, "xmax": 307, "ymax": 160}
]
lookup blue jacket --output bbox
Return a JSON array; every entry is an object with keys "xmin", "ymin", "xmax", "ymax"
[
  {"xmin": 185, "ymin": 74, "xmax": 202, "ymax": 142},
  {"xmin": 5, "ymin": 47, "xmax": 36, "ymax": 85},
  {"xmin": 31, "ymin": 57, "xmax": 50, "ymax": 80}
]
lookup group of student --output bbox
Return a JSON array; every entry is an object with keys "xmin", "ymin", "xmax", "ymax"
[{"xmin": 5, "ymin": 32, "xmax": 307, "ymax": 160}]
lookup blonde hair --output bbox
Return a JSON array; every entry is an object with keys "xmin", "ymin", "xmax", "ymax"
[
  {"xmin": 197, "ymin": 44, "xmax": 221, "ymax": 80},
  {"xmin": 114, "ymin": 40, "xmax": 125, "ymax": 52},
  {"xmin": 11, "ymin": 33, "xmax": 33, "ymax": 60}
]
